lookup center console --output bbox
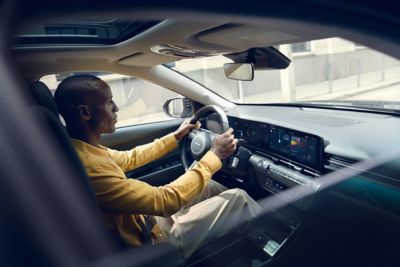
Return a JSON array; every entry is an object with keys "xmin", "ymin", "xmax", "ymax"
[
  {"xmin": 251, "ymin": 154, "xmax": 321, "ymax": 209},
  {"xmin": 228, "ymin": 117, "xmax": 325, "ymax": 259},
  {"xmin": 229, "ymin": 117, "xmax": 324, "ymax": 207},
  {"xmin": 189, "ymin": 117, "xmax": 326, "ymax": 266}
]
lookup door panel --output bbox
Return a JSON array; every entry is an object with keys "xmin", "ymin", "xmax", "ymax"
[
  {"xmin": 101, "ymin": 119, "xmax": 183, "ymax": 150},
  {"xmin": 100, "ymin": 119, "xmax": 185, "ymax": 185},
  {"xmin": 126, "ymin": 158, "xmax": 184, "ymax": 186}
]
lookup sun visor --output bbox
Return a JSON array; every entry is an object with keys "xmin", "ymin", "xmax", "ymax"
[
  {"xmin": 119, "ymin": 53, "xmax": 176, "ymax": 66},
  {"xmin": 197, "ymin": 24, "xmax": 302, "ymax": 50}
]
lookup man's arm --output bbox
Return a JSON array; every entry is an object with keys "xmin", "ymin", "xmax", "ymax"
[
  {"xmin": 94, "ymin": 128, "xmax": 237, "ymax": 217},
  {"xmin": 107, "ymin": 133, "xmax": 178, "ymax": 172},
  {"xmin": 92, "ymin": 151, "xmax": 222, "ymax": 216},
  {"xmin": 108, "ymin": 119, "xmax": 199, "ymax": 172}
]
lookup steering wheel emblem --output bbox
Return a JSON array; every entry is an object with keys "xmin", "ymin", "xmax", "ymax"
[{"xmin": 191, "ymin": 134, "xmax": 206, "ymax": 155}]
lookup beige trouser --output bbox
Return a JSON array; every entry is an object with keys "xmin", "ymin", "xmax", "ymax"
[{"xmin": 155, "ymin": 180, "xmax": 262, "ymax": 258}]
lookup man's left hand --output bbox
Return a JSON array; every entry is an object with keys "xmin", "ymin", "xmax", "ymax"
[{"xmin": 173, "ymin": 119, "xmax": 201, "ymax": 141}]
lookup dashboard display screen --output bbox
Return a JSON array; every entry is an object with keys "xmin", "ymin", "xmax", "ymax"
[
  {"xmin": 229, "ymin": 117, "xmax": 323, "ymax": 171},
  {"xmin": 268, "ymin": 125, "xmax": 321, "ymax": 170}
]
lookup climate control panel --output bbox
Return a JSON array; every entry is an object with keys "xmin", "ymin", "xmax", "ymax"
[{"xmin": 250, "ymin": 154, "xmax": 320, "ymax": 209}]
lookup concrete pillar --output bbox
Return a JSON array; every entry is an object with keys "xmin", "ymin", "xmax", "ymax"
[
  {"xmin": 381, "ymin": 55, "xmax": 386, "ymax": 81},
  {"xmin": 279, "ymin": 44, "xmax": 296, "ymax": 102},
  {"xmin": 327, "ymin": 38, "xmax": 334, "ymax": 93},
  {"xmin": 237, "ymin": 80, "xmax": 244, "ymax": 103}
]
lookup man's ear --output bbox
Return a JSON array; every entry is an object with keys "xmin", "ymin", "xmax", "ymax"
[{"xmin": 77, "ymin": 105, "xmax": 91, "ymax": 121}]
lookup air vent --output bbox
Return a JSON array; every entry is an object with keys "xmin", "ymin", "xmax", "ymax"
[{"xmin": 324, "ymin": 154, "xmax": 358, "ymax": 171}]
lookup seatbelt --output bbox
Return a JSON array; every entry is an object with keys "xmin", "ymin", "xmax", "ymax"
[{"xmin": 136, "ymin": 214, "xmax": 155, "ymax": 243}]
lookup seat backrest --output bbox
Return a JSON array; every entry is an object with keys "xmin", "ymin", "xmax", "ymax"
[
  {"xmin": 30, "ymin": 81, "xmax": 60, "ymax": 119},
  {"xmin": 31, "ymin": 106, "xmax": 97, "ymax": 196},
  {"xmin": 29, "ymin": 81, "xmax": 95, "ymax": 196},
  {"xmin": 28, "ymin": 81, "xmax": 130, "ymax": 249}
]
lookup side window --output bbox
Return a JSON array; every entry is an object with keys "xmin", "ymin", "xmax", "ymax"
[{"xmin": 40, "ymin": 73, "xmax": 181, "ymax": 128}]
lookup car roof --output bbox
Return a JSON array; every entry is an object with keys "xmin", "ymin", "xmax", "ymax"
[{"xmin": 12, "ymin": 0, "xmax": 400, "ymax": 79}]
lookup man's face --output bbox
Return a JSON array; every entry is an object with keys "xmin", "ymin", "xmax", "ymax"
[{"xmin": 88, "ymin": 84, "xmax": 119, "ymax": 134}]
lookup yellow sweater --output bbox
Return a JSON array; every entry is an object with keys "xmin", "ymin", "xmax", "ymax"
[{"xmin": 71, "ymin": 133, "xmax": 222, "ymax": 246}]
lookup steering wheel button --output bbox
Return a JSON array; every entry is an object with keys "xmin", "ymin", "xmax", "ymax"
[{"xmin": 228, "ymin": 157, "xmax": 239, "ymax": 168}]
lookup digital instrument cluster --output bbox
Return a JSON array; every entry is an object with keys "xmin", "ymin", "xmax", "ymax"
[{"xmin": 229, "ymin": 117, "xmax": 324, "ymax": 172}]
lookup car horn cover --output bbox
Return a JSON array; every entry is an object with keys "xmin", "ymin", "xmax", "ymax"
[{"xmin": 190, "ymin": 132, "xmax": 212, "ymax": 160}]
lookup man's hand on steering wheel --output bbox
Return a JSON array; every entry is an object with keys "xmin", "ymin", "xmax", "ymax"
[
  {"xmin": 179, "ymin": 105, "xmax": 239, "ymax": 170},
  {"xmin": 173, "ymin": 119, "xmax": 201, "ymax": 141},
  {"xmin": 211, "ymin": 128, "xmax": 238, "ymax": 160}
]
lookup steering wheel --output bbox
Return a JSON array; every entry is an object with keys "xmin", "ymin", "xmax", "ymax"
[{"xmin": 180, "ymin": 105, "xmax": 230, "ymax": 170}]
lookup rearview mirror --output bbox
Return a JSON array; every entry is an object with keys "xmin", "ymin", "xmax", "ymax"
[
  {"xmin": 224, "ymin": 47, "xmax": 291, "ymax": 79},
  {"xmin": 223, "ymin": 63, "xmax": 254, "ymax": 81}
]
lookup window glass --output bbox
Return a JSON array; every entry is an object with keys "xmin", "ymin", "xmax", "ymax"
[
  {"xmin": 41, "ymin": 73, "xmax": 181, "ymax": 128},
  {"xmin": 169, "ymin": 37, "xmax": 400, "ymax": 112}
]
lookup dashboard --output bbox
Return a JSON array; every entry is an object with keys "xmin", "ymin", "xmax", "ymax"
[
  {"xmin": 227, "ymin": 105, "xmax": 400, "ymax": 161},
  {"xmin": 219, "ymin": 105, "xmax": 400, "ymax": 257},
  {"xmin": 219, "ymin": 105, "xmax": 400, "ymax": 210}
]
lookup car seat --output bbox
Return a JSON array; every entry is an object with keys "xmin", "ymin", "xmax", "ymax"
[{"xmin": 28, "ymin": 81, "xmax": 186, "ymax": 267}]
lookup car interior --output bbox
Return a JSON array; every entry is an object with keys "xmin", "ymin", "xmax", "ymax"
[{"xmin": 1, "ymin": 1, "xmax": 400, "ymax": 267}]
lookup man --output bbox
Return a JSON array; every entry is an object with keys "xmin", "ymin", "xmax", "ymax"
[{"xmin": 54, "ymin": 75, "xmax": 261, "ymax": 257}]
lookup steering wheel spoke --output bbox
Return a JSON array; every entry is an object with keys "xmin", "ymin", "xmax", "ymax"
[{"xmin": 187, "ymin": 128, "xmax": 203, "ymax": 139}]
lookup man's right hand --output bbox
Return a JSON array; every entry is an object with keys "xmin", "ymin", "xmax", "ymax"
[{"xmin": 211, "ymin": 128, "xmax": 238, "ymax": 160}]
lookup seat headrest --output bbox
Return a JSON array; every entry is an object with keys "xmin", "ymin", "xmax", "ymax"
[{"xmin": 29, "ymin": 81, "xmax": 59, "ymax": 117}]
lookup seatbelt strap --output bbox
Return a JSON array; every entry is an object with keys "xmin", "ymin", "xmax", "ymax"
[{"xmin": 136, "ymin": 214, "xmax": 155, "ymax": 243}]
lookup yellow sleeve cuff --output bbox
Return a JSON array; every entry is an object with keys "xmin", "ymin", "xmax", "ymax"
[
  {"xmin": 161, "ymin": 133, "xmax": 179, "ymax": 151},
  {"xmin": 200, "ymin": 150, "xmax": 222, "ymax": 174}
]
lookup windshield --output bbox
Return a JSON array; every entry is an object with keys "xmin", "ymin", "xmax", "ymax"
[{"xmin": 169, "ymin": 37, "xmax": 400, "ymax": 112}]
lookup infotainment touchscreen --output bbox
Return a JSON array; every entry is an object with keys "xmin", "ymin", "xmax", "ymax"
[
  {"xmin": 228, "ymin": 117, "xmax": 324, "ymax": 171},
  {"xmin": 268, "ymin": 125, "xmax": 322, "ymax": 170}
]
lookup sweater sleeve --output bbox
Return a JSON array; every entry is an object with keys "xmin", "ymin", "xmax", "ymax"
[
  {"xmin": 91, "ymin": 151, "xmax": 222, "ymax": 217},
  {"xmin": 107, "ymin": 133, "xmax": 178, "ymax": 172}
]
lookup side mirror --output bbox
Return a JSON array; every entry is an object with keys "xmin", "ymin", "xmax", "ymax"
[
  {"xmin": 163, "ymin": 97, "xmax": 193, "ymax": 118},
  {"xmin": 223, "ymin": 63, "xmax": 254, "ymax": 81}
]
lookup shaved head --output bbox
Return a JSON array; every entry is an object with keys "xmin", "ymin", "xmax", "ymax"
[
  {"xmin": 54, "ymin": 75, "xmax": 108, "ymax": 123},
  {"xmin": 54, "ymin": 74, "xmax": 119, "ymax": 142}
]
